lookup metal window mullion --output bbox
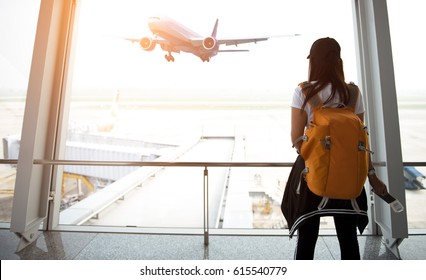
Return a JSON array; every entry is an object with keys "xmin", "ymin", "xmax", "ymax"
[{"xmin": 203, "ymin": 166, "xmax": 209, "ymax": 246}]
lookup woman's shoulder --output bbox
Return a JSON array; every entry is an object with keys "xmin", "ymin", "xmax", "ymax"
[
  {"xmin": 347, "ymin": 81, "xmax": 359, "ymax": 90},
  {"xmin": 298, "ymin": 81, "xmax": 313, "ymax": 90}
]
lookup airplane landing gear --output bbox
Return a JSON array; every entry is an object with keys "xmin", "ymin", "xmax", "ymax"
[
  {"xmin": 200, "ymin": 56, "xmax": 210, "ymax": 62},
  {"xmin": 165, "ymin": 53, "xmax": 175, "ymax": 62}
]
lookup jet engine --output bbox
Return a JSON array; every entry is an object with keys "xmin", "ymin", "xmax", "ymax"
[
  {"xmin": 202, "ymin": 37, "xmax": 217, "ymax": 50},
  {"xmin": 139, "ymin": 37, "xmax": 156, "ymax": 51}
]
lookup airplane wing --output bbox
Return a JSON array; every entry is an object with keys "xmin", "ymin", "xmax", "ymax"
[
  {"xmin": 217, "ymin": 37, "xmax": 269, "ymax": 47},
  {"xmin": 124, "ymin": 37, "xmax": 169, "ymax": 44},
  {"xmin": 216, "ymin": 34, "xmax": 300, "ymax": 47},
  {"xmin": 184, "ymin": 37, "xmax": 269, "ymax": 48},
  {"xmin": 186, "ymin": 37, "xmax": 269, "ymax": 47},
  {"xmin": 217, "ymin": 49, "xmax": 249, "ymax": 52},
  {"xmin": 124, "ymin": 37, "xmax": 175, "ymax": 52},
  {"xmin": 123, "ymin": 37, "xmax": 139, "ymax": 43}
]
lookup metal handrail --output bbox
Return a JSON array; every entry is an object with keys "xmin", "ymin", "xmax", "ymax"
[
  {"xmin": 0, "ymin": 159, "xmax": 19, "ymax": 165},
  {"xmin": 402, "ymin": 162, "xmax": 426, "ymax": 167},
  {"xmin": 0, "ymin": 159, "xmax": 395, "ymax": 167},
  {"xmin": 0, "ymin": 158, "xmax": 423, "ymax": 245},
  {"xmin": 32, "ymin": 159, "xmax": 295, "ymax": 167}
]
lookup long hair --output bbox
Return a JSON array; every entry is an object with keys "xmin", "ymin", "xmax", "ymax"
[{"xmin": 302, "ymin": 54, "xmax": 350, "ymax": 109}]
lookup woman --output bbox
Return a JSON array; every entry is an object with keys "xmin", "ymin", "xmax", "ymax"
[{"xmin": 286, "ymin": 37, "xmax": 388, "ymax": 260}]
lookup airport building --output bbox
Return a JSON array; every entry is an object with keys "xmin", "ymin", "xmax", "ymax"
[{"xmin": 1, "ymin": 0, "xmax": 425, "ymax": 260}]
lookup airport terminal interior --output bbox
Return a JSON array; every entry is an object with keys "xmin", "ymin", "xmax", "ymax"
[{"xmin": 1, "ymin": 0, "xmax": 426, "ymax": 260}]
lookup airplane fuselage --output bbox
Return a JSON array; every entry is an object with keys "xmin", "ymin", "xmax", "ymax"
[
  {"xmin": 148, "ymin": 16, "xmax": 218, "ymax": 62},
  {"xmin": 125, "ymin": 15, "xmax": 278, "ymax": 62}
]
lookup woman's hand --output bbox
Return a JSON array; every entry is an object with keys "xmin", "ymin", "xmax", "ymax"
[{"xmin": 368, "ymin": 173, "xmax": 388, "ymax": 196}]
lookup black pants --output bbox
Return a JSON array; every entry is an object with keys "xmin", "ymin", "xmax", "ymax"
[{"xmin": 295, "ymin": 215, "xmax": 360, "ymax": 260}]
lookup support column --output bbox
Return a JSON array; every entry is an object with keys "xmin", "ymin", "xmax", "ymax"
[
  {"xmin": 11, "ymin": 0, "xmax": 75, "ymax": 252},
  {"xmin": 352, "ymin": 0, "xmax": 408, "ymax": 258}
]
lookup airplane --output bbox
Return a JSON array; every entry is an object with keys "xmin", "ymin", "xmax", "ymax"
[{"xmin": 124, "ymin": 15, "xmax": 299, "ymax": 62}]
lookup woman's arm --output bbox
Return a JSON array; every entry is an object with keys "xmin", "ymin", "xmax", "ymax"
[
  {"xmin": 357, "ymin": 113, "xmax": 389, "ymax": 196},
  {"xmin": 291, "ymin": 107, "xmax": 308, "ymax": 153}
]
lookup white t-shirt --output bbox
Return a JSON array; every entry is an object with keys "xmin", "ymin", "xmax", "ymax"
[{"xmin": 291, "ymin": 83, "xmax": 365, "ymax": 126}]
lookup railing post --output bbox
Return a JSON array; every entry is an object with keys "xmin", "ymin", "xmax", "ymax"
[{"xmin": 203, "ymin": 166, "xmax": 209, "ymax": 246}]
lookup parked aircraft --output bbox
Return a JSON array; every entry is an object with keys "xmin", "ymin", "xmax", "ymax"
[{"xmin": 124, "ymin": 15, "xmax": 299, "ymax": 62}]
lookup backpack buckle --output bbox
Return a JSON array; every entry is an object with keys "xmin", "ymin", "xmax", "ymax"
[
  {"xmin": 321, "ymin": 136, "xmax": 331, "ymax": 150},
  {"xmin": 358, "ymin": 141, "xmax": 374, "ymax": 154}
]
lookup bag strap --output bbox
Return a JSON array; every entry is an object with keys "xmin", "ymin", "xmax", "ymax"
[{"xmin": 346, "ymin": 82, "xmax": 359, "ymax": 112}]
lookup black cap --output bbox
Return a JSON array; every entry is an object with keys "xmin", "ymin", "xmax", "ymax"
[{"xmin": 307, "ymin": 37, "xmax": 341, "ymax": 59}]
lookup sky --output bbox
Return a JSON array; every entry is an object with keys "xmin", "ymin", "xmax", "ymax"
[
  {"xmin": 0, "ymin": 0, "xmax": 40, "ymax": 91},
  {"xmin": 0, "ymin": 0, "xmax": 425, "ymax": 95},
  {"xmin": 72, "ymin": 0, "xmax": 357, "ymax": 94}
]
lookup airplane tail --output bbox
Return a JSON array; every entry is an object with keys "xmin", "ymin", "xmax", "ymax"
[{"xmin": 211, "ymin": 19, "xmax": 219, "ymax": 38}]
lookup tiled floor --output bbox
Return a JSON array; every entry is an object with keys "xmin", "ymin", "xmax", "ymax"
[{"xmin": 1, "ymin": 229, "xmax": 425, "ymax": 260}]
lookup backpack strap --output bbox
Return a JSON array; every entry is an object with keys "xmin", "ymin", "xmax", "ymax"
[
  {"xmin": 346, "ymin": 82, "xmax": 359, "ymax": 112},
  {"xmin": 308, "ymin": 95, "xmax": 323, "ymax": 110},
  {"xmin": 317, "ymin": 197, "xmax": 361, "ymax": 213}
]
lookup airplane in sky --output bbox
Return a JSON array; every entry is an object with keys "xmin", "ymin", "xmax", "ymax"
[{"xmin": 124, "ymin": 15, "xmax": 299, "ymax": 62}]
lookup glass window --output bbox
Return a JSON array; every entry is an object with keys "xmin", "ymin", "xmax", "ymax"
[
  {"xmin": 59, "ymin": 0, "xmax": 359, "ymax": 230},
  {"xmin": 0, "ymin": 0, "xmax": 40, "ymax": 223},
  {"xmin": 388, "ymin": 0, "xmax": 426, "ymax": 230}
]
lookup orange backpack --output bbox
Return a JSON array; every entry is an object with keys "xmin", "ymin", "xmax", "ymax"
[{"xmin": 296, "ymin": 82, "xmax": 372, "ymax": 208}]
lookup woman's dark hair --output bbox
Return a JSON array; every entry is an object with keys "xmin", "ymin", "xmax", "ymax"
[{"xmin": 302, "ymin": 43, "xmax": 350, "ymax": 110}]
